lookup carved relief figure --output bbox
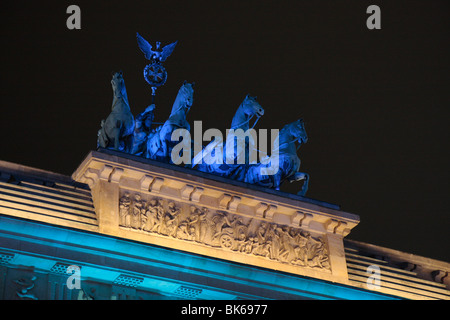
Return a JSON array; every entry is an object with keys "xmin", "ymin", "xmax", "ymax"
[
  {"xmin": 210, "ymin": 212, "xmax": 246, "ymax": 250},
  {"xmin": 142, "ymin": 199, "xmax": 156, "ymax": 232},
  {"xmin": 191, "ymin": 206, "xmax": 208, "ymax": 243},
  {"xmin": 131, "ymin": 194, "xmax": 143, "ymax": 229},
  {"xmin": 292, "ymin": 229, "xmax": 308, "ymax": 265},
  {"xmin": 210, "ymin": 211, "xmax": 229, "ymax": 244},
  {"xmin": 162, "ymin": 202, "xmax": 181, "ymax": 237},
  {"xmin": 305, "ymin": 235, "xmax": 330, "ymax": 269},
  {"xmin": 149, "ymin": 199, "xmax": 165, "ymax": 233},
  {"xmin": 119, "ymin": 193, "xmax": 131, "ymax": 227},
  {"xmin": 278, "ymin": 226, "xmax": 296, "ymax": 263},
  {"xmin": 176, "ymin": 206, "xmax": 207, "ymax": 241}
]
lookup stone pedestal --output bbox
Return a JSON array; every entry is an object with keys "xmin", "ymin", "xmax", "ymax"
[{"xmin": 72, "ymin": 150, "xmax": 360, "ymax": 284}]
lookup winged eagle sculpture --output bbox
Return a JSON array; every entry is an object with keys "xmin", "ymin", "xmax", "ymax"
[{"xmin": 136, "ymin": 32, "xmax": 177, "ymax": 63}]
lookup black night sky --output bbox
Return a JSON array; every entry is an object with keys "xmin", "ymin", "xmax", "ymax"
[{"xmin": 1, "ymin": 1, "xmax": 449, "ymax": 261}]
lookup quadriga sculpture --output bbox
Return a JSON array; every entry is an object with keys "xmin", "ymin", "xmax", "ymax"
[{"xmin": 97, "ymin": 72, "xmax": 135, "ymax": 152}]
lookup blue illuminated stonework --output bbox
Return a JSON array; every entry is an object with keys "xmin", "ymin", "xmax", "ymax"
[{"xmin": 0, "ymin": 215, "xmax": 396, "ymax": 300}]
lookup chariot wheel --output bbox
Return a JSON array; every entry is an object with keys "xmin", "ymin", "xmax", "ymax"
[
  {"xmin": 143, "ymin": 62, "xmax": 167, "ymax": 87},
  {"xmin": 220, "ymin": 234, "xmax": 234, "ymax": 250}
]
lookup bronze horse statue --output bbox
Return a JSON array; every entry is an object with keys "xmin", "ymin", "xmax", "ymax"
[
  {"xmin": 195, "ymin": 94, "xmax": 264, "ymax": 178},
  {"xmin": 146, "ymin": 81, "xmax": 194, "ymax": 162},
  {"xmin": 246, "ymin": 119, "xmax": 309, "ymax": 195},
  {"xmin": 97, "ymin": 72, "xmax": 135, "ymax": 152}
]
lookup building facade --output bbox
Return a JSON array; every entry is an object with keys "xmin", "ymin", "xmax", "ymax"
[{"xmin": 0, "ymin": 149, "xmax": 449, "ymax": 300}]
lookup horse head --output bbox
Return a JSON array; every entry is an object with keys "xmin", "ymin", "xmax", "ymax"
[
  {"xmin": 289, "ymin": 119, "xmax": 308, "ymax": 145},
  {"xmin": 231, "ymin": 95, "xmax": 265, "ymax": 130},
  {"xmin": 111, "ymin": 71, "xmax": 128, "ymax": 102},
  {"xmin": 241, "ymin": 94, "xmax": 264, "ymax": 118},
  {"xmin": 177, "ymin": 80, "xmax": 195, "ymax": 109}
]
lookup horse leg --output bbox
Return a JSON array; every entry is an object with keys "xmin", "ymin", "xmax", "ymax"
[
  {"xmin": 97, "ymin": 127, "xmax": 107, "ymax": 148},
  {"xmin": 114, "ymin": 120, "xmax": 123, "ymax": 150},
  {"xmin": 273, "ymin": 173, "xmax": 281, "ymax": 190},
  {"xmin": 295, "ymin": 172, "xmax": 309, "ymax": 196},
  {"xmin": 124, "ymin": 134, "xmax": 134, "ymax": 153}
]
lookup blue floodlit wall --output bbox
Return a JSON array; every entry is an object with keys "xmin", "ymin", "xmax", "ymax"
[{"xmin": 0, "ymin": 215, "xmax": 398, "ymax": 300}]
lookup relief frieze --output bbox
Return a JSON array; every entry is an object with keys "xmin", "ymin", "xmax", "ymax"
[{"xmin": 119, "ymin": 192, "xmax": 330, "ymax": 271}]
